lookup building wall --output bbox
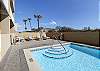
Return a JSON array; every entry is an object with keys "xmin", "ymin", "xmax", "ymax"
[
  {"xmin": 2, "ymin": 0, "xmax": 15, "ymax": 22},
  {"xmin": 8, "ymin": 0, "xmax": 15, "ymax": 23},
  {"xmin": 0, "ymin": 34, "xmax": 1, "ymax": 61},
  {"xmin": 2, "ymin": 0, "xmax": 9, "ymax": 12},
  {"xmin": 0, "ymin": 17, "xmax": 11, "ymax": 61},
  {"xmin": 0, "ymin": 0, "xmax": 15, "ymax": 61}
]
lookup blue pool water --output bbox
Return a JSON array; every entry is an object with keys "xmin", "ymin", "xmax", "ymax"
[{"xmin": 32, "ymin": 43, "xmax": 100, "ymax": 71}]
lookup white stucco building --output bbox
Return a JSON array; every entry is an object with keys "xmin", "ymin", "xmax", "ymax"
[{"xmin": 0, "ymin": 0, "xmax": 15, "ymax": 61}]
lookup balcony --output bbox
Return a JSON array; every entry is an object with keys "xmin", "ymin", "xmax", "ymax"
[
  {"xmin": 10, "ymin": 19, "xmax": 14, "ymax": 29},
  {"xmin": 0, "ymin": 0, "xmax": 9, "ymax": 22},
  {"xmin": 10, "ymin": 0, "xmax": 14, "ymax": 13}
]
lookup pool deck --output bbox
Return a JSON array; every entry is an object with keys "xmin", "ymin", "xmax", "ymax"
[
  {"xmin": 0, "ymin": 39, "xmax": 99, "ymax": 71},
  {"xmin": 0, "ymin": 39, "xmax": 66, "ymax": 71}
]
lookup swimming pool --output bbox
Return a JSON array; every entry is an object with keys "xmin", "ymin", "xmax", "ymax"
[{"xmin": 32, "ymin": 43, "xmax": 100, "ymax": 71}]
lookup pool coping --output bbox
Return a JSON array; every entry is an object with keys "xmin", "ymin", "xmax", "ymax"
[
  {"xmin": 71, "ymin": 42, "xmax": 100, "ymax": 50},
  {"xmin": 23, "ymin": 42, "xmax": 100, "ymax": 71}
]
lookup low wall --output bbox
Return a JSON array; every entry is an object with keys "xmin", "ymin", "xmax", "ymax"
[
  {"xmin": 46, "ymin": 31, "xmax": 100, "ymax": 47},
  {"xmin": 19, "ymin": 32, "xmax": 46, "ymax": 39}
]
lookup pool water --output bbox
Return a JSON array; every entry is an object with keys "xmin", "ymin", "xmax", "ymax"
[{"xmin": 32, "ymin": 44, "xmax": 100, "ymax": 71}]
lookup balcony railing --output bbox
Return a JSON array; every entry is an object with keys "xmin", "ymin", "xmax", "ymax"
[
  {"xmin": 10, "ymin": 0, "xmax": 14, "ymax": 13},
  {"xmin": 0, "ymin": 0, "xmax": 9, "ymax": 22}
]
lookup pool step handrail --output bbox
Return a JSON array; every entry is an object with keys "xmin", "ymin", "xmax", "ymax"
[{"xmin": 51, "ymin": 31, "xmax": 66, "ymax": 53}]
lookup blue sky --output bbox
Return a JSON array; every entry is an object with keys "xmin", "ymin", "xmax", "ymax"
[{"xmin": 15, "ymin": 0, "xmax": 100, "ymax": 32}]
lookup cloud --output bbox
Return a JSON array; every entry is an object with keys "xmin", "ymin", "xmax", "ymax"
[
  {"xmin": 14, "ymin": 23, "xmax": 23, "ymax": 31},
  {"xmin": 40, "ymin": 20, "xmax": 57, "ymax": 25},
  {"xmin": 49, "ymin": 20, "xmax": 57, "ymax": 24}
]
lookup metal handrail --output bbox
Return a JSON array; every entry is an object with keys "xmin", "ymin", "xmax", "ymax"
[
  {"xmin": 54, "ymin": 36, "xmax": 66, "ymax": 52},
  {"xmin": 42, "ymin": 32, "xmax": 73, "ymax": 59},
  {"xmin": 51, "ymin": 31, "xmax": 66, "ymax": 52}
]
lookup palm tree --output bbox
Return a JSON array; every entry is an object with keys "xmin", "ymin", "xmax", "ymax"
[
  {"xmin": 34, "ymin": 14, "xmax": 42, "ymax": 30},
  {"xmin": 28, "ymin": 18, "xmax": 32, "ymax": 30},
  {"xmin": 23, "ymin": 19, "xmax": 27, "ymax": 30}
]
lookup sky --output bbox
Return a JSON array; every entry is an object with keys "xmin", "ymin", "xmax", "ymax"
[{"xmin": 15, "ymin": 0, "xmax": 100, "ymax": 32}]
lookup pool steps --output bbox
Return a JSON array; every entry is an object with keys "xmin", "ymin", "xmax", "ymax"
[
  {"xmin": 42, "ymin": 35, "xmax": 73, "ymax": 59},
  {"xmin": 45, "ymin": 47, "xmax": 69, "ymax": 55},
  {"xmin": 42, "ymin": 46, "xmax": 73, "ymax": 59}
]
